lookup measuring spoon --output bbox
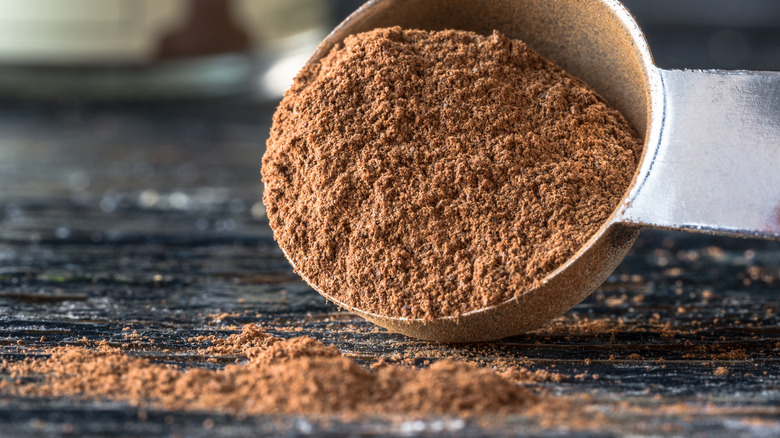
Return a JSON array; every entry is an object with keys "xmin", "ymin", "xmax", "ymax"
[{"xmin": 279, "ymin": 0, "xmax": 780, "ymax": 342}]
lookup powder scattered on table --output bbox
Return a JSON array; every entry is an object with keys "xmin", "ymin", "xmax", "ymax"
[
  {"xmin": 0, "ymin": 325, "xmax": 539, "ymax": 416},
  {"xmin": 262, "ymin": 27, "xmax": 642, "ymax": 319}
]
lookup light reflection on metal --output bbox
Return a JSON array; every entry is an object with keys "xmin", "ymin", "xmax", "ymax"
[{"xmin": 618, "ymin": 69, "xmax": 780, "ymax": 238}]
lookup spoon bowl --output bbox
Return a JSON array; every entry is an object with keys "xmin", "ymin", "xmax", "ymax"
[{"xmin": 277, "ymin": 0, "xmax": 780, "ymax": 342}]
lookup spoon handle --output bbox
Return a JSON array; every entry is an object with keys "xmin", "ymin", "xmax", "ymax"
[{"xmin": 617, "ymin": 68, "xmax": 780, "ymax": 239}]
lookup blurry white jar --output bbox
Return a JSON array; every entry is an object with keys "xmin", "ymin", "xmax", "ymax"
[{"xmin": 0, "ymin": 0, "xmax": 329, "ymax": 99}]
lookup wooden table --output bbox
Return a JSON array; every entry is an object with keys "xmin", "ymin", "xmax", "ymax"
[{"xmin": 0, "ymin": 100, "xmax": 777, "ymax": 436}]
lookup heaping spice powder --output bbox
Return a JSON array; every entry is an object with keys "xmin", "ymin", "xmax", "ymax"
[
  {"xmin": 262, "ymin": 27, "xmax": 643, "ymax": 320},
  {"xmin": 0, "ymin": 325, "xmax": 539, "ymax": 416}
]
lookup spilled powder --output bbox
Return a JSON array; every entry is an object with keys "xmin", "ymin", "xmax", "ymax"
[
  {"xmin": 0, "ymin": 325, "xmax": 539, "ymax": 416},
  {"xmin": 262, "ymin": 27, "xmax": 642, "ymax": 319},
  {"xmin": 191, "ymin": 322, "xmax": 277, "ymax": 357}
]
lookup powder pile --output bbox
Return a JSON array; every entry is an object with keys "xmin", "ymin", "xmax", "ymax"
[
  {"xmin": 0, "ymin": 325, "xmax": 537, "ymax": 416},
  {"xmin": 262, "ymin": 27, "xmax": 642, "ymax": 319},
  {"xmin": 193, "ymin": 322, "xmax": 278, "ymax": 357}
]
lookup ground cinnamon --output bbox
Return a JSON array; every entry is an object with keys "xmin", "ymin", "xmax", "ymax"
[
  {"xmin": 262, "ymin": 27, "xmax": 642, "ymax": 319},
  {"xmin": 0, "ymin": 325, "xmax": 538, "ymax": 416}
]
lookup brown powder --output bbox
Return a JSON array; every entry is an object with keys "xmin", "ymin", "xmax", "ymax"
[
  {"xmin": 711, "ymin": 349, "xmax": 750, "ymax": 361},
  {"xmin": 193, "ymin": 322, "xmax": 279, "ymax": 357},
  {"xmin": 0, "ymin": 324, "xmax": 538, "ymax": 416},
  {"xmin": 262, "ymin": 27, "xmax": 642, "ymax": 319},
  {"xmin": 714, "ymin": 366, "xmax": 730, "ymax": 377}
]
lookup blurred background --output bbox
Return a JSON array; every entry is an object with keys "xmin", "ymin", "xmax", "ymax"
[{"xmin": 0, "ymin": 0, "xmax": 778, "ymax": 100}]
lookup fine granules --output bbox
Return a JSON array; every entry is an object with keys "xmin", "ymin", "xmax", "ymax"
[
  {"xmin": 262, "ymin": 27, "xmax": 643, "ymax": 319},
  {"xmin": 0, "ymin": 325, "xmax": 538, "ymax": 416}
]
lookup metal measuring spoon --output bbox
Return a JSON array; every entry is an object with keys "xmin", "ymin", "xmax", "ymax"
[{"xmin": 276, "ymin": 0, "xmax": 780, "ymax": 342}]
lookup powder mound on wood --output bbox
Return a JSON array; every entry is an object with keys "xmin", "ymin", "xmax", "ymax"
[
  {"xmin": 262, "ymin": 27, "xmax": 643, "ymax": 319},
  {"xmin": 196, "ymin": 322, "xmax": 279, "ymax": 357},
  {"xmin": 0, "ymin": 325, "xmax": 536, "ymax": 416}
]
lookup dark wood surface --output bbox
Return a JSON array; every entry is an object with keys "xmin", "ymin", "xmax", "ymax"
[{"xmin": 0, "ymin": 100, "xmax": 778, "ymax": 437}]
